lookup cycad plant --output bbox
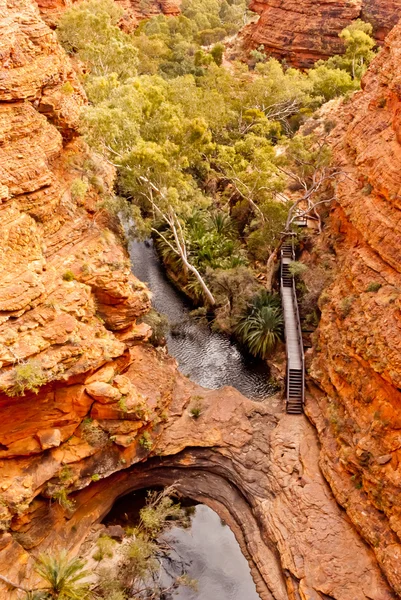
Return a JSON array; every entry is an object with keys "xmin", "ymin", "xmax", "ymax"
[
  {"xmin": 34, "ymin": 551, "xmax": 90, "ymax": 599},
  {"xmin": 235, "ymin": 291, "xmax": 283, "ymax": 358}
]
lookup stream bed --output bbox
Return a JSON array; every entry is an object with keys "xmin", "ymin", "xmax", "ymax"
[
  {"xmin": 128, "ymin": 238, "xmax": 275, "ymax": 398},
  {"xmin": 123, "ymin": 236, "xmax": 266, "ymax": 599}
]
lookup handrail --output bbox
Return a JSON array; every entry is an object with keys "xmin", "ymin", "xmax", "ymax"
[{"xmin": 280, "ymin": 238, "xmax": 305, "ymax": 411}]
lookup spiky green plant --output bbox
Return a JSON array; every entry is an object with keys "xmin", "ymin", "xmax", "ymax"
[
  {"xmin": 247, "ymin": 290, "xmax": 281, "ymax": 312},
  {"xmin": 35, "ymin": 551, "xmax": 90, "ymax": 599},
  {"xmin": 235, "ymin": 301, "xmax": 283, "ymax": 359}
]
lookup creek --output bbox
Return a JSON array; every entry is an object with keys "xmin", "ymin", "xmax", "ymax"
[
  {"xmin": 112, "ymin": 235, "xmax": 270, "ymax": 599},
  {"xmin": 128, "ymin": 238, "xmax": 275, "ymax": 398}
]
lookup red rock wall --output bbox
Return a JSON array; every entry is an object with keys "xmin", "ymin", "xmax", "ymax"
[
  {"xmin": 308, "ymin": 19, "xmax": 401, "ymax": 596},
  {"xmin": 0, "ymin": 2, "xmax": 398, "ymax": 599},
  {"xmin": 36, "ymin": 0, "xmax": 181, "ymax": 29},
  {"xmin": 241, "ymin": 0, "xmax": 401, "ymax": 68}
]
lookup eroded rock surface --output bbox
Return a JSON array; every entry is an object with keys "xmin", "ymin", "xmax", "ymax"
[
  {"xmin": 35, "ymin": 0, "xmax": 181, "ymax": 29},
  {"xmin": 0, "ymin": 1, "xmax": 398, "ymax": 599},
  {"xmin": 0, "ymin": 350, "xmax": 395, "ymax": 600},
  {"xmin": 241, "ymin": 0, "xmax": 401, "ymax": 68},
  {"xmin": 308, "ymin": 19, "xmax": 401, "ymax": 597}
]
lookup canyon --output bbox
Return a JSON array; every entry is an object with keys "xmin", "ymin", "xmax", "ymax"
[
  {"xmin": 241, "ymin": 0, "xmax": 401, "ymax": 67},
  {"xmin": 35, "ymin": 0, "xmax": 180, "ymax": 28},
  {"xmin": 0, "ymin": 0, "xmax": 401, "ymax": 599},
  {"xmin": 307, "ymin": 18, "xmax": 401, "ymax": 597}
]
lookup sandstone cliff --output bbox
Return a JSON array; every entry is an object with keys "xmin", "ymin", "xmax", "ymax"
[
  {"xmin": 241, "ymin": 0, "xmax": 401, "ymax": 68},
  {"xmin": 36, "ymin": 0, "xmax": 181, "ymax": 29},
  {"xmin": 0, "ymin": 2, "xmax": 398, "ymax": 599},
  {"xmin": 308, "ymin": 18, "xmax": 401, "ymax": 597}
]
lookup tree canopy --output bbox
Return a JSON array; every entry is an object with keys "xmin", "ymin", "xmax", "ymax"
[{"xmin": 57, "ymin": 0, "xmax": 377, "ymax": 352}]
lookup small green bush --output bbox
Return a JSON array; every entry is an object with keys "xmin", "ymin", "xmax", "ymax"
[
  {"xmin": 139, "ymin": 431, "xmax": 152, "ymax": 450},
  {"xmin": 59, "ymin": 466, "xmax": 73, "ymax": 483},
  {"xmin": 91, "ymin": 473, "xmax": 101, "ymax": 482},
  {"xmin": 52, "ymin": 488, "xmax": 75, "ymax": 511},
  {"xmin": 6, "ymin": 360, "xmax": 47, "ymax": 396},
  {"xmin": 70, "ymin": 178, "xmax": 89, "ymax": 202},
  {"xmin": 93, "ymin": 534, "xmax": 116, "ymax": 561},
  {"xmin": 339, "ymin": 296, "xmax": 354, "ymax": 318},
  {"xmin": 189, "ymin": 405, "xmax": 202, "ymax": 419},
  {"xmin": 366, "ymin": 282, "xmax": 382, "ymax": 293},
  {"xmin": 288, "ymin": 261, "xmax": 308, "ymax": 277},
  {"xmin": 62, "ymin": 270, "xmax": 75, "ymax": 282},
  {"xmin": 61, "ymin": 81, "xmax": 75, "ymax": 95}
]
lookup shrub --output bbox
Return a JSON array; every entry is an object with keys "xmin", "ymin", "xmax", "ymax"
[
  {"xmin": 63, "ymin": 270, "xmax": 75, "ymax": 282},
  {"xmin": 138, "ymin": 309, "xmax": 169, "ymax": 346},
  {"xmin": 61, "ymin": 81, "xmax": 75, "ymax": 95},
  {"xmin": 70, "ymin": 178, "xmax": 89, "ymax": 202},
  {"xmin": 93, "ymin": 535, "xmax": 116, "ymax": 561},
  {"xmin": 91, "ymin": 473, "xmax": 101, "ymax": 482},
  {"xmin": 288, "ymin": 261, "xmax": 308, "ymax": 277},
  {"xmin": 189, "ymin": 404, "xmax": 202, "ymax": 419},
  {"xmin": 59, "ymin": 466, "xmax": 73, "ymax": 483},
  {"xmin": 235, "ymin": 293, "xmax": 283, "ymax": 359},
  {"xmin": 35, "ymin": 551, "xmax": 90, "ymax": 599},
  {"xmin": 339, "ymin": 296, "xmax": 354, "ymax": 318},
  {"xmin": 6, "ymin": 360, "xmax": 47, "ymax": 396},
  {"xmin": 52, "ymin": 488, "xmax": 75, "ymax": 511},
  {"xmin": 366, "ymin": 282, "xmax": 382, "ymax": 293},
  {"xmin": 139, "ymin": 431, "xmax": 152, "ymax": 450}
]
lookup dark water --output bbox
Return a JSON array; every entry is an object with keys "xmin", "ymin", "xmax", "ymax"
[
  {"xmin": 128, "ymin": 238, "xmax": 275, "ymax": 398},
  {"xmin": 160, "ymin": 505, "xmax": 260, "ymax": 600},
  {"xmin": 105, "ymin": 490, "xmax": 260, "ymax": 600},
  {"xmin": 124, "ymin": 234, "xmax": 264, "ymax": 600}
]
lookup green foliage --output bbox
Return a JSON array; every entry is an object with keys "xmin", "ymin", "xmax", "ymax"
[
  {"xmin": 138, "ymin": 308, "xmax": 169, "ymax": 345},
  {"xmin": 70, "ymin": 179, "xmax": 88, "ymax": 202},
  {"xmin": 366, "ymin": 282, "xmax": 382, "ymax": 293},
  {"xmin": 235, "ymin": 291, "xmax": 283, "ymax": 358},
  {"xmin": 189, "ymin": 405, "xmax": 202, "ymax": 418},
  {"xmin": 139, "ymin": 431, "xmax": 153, "ymax": 450},
  {"xmin": 93, "ymin": 535, "xmax": 116, "ymax": 561},
  {"xmin": 35, "ymin": 551, "xmax": 90, "ymax": 599},
  {"xmin": 308, "ymin": 19, "xmax": 377, "ymax": 100},
  {"xmin": 61, "ymin": 81, "xmax": 75, "ymax": 95},
  {"xmin": 339, "ymin": 295, "xmax": 354, "ymax": 319},
  {"xmin": 51, "ymin": 488, "xmax": 75, "ymax": 511},
  {"xmin": 91, "ymin": 473, "xmax": 101, "ymax": 482},
  {"xmin": 6, "ymin": 360, "xmax": 47, "ymax": 397},
  {"xmin": 288, "ymin": 261, "xmax": 308, "ymax": 277},
  {"xmin": 58, "ymin": 0, "xmax": 359, "ymax": 322},
  {"xmin": 63, "ymin": 270, "xmax": 75, "ymax": 282},
  {"xmin": 58, "ymin": 0, "xmax": 138, "ymax": 80},
  {"xmin": 59, "ymin": 466, "xmax": 73, "ymax": 484},
  {"xmin": 139, "ymin": 490, "xmax": 186, "ymax": 535}
]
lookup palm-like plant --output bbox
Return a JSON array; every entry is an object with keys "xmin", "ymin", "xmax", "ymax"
[
  {"xmin": 235, "ymin": 306, "xmax": 283, "ymax": 358},
  {"xmin": 35, "ymin": 551, "xmax": 90, "ymax": 600},
  {"xmin": 235, "ymin": 291, "xmax": 283, "ymax": 358}
]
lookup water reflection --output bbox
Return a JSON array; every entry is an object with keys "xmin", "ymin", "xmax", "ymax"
[{"xmin": 128, "ymin": 238, "xmax": 275, "ymax": 398}]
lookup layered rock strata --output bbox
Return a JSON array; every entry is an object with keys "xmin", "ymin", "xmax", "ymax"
[
  {"xmin": 308, "ymin": 19, "xmax": 401, "ymax": 597},
  {"xmin": 241, "ymin": 0, "xmax": 401, "ymax": 68},
  {"xmin": 36, "ymin": 0, "xmax": 181, "ymax": 29},
  {"xmin": 0, "ymin": 2, "xmax": 398, "ymax": 600}
]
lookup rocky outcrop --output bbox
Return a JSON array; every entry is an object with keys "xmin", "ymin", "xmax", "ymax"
[
  {"xmin": 308, "ymin": 19, "xmax": 401, "ymax": 597},
  {"xmin": 241, "ymin": 0, "xmax": 401, "ymax": 68},
  {"xmin": 0, "ymin": 2, "xmax": 398, "ymax": 600},
  {"xmin": 0, "ymin": 348, "xmax": 396, "ymax": 600},
  {"xmin": 36, "ymin": 0, "xmax": 181, "ymax": 29}
]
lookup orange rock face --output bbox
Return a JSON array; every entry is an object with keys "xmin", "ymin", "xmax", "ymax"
[
  {"xmin": 0, "ymin": 2, "xmax": 398, "ymax": 599},
  {"xmin": 308, "ymin": 19, "xmax": 401, "ymax": 596},
  {"xmin": 36, "ymin": 0, "xmax": 181, "ymax": 29},
  {"xmin": 241, "ymin": 0, "xmax": 401, "ymax": 68}
]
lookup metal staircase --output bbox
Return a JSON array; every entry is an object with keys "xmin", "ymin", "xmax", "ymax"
[{"xmin": 280, "ymin": 241, "xmax": 305, "ymax": 414}]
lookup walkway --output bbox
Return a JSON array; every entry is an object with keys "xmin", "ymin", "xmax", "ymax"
[{"xmin": 280, "ymin": 242, "xmax": 305, "ymax": 414}]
